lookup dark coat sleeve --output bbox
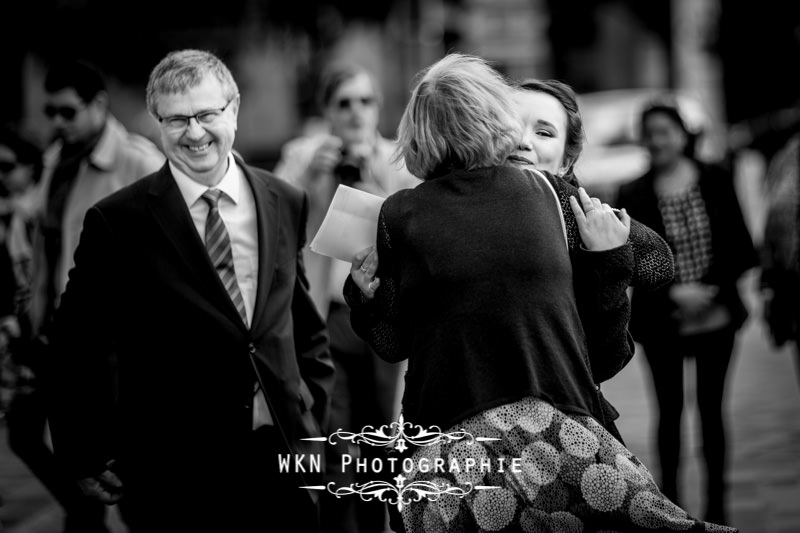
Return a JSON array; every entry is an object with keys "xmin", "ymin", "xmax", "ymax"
[
  {"xmin": 46, "ymin": 206, "xmax": 118, "ymax": 478},
  {"xmin": 545, "ymin": 171, "xmax": 675, "ymax": 290},
  {"xmin": 344, "ymin": 206, "xmax": 405, "ymax": 363},
  {"xmin": 572, "ymin": 245, "xmax": 635, "ymax": 384},
  {"xmin": 544, "ymin": 170, "xmax": 671, "ymax": 382},
  {"xmin": 291, "ymin": 192, "xmax": 335, "ymax": 430},
  {"xmin": 702, "ymin": 165, "xmax": 759, "ymax": 286}
]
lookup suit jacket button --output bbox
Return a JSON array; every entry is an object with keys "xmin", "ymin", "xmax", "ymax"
[{"xmin": 248, "ymin": 343, "xmax": 256, "ymax": 354}]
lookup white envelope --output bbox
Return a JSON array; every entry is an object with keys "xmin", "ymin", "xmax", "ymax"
[{"xmin": 309, "ymin": 185, "xmax": 385, "ymax": 262}]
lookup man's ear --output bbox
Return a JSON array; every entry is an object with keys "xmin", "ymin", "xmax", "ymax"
[
  {"xmin": 230, "ymin": 94, "xmax": 241, "ymax": 132},
  {"xmin": 91, "ymin": 91, "xmax": 110, "ymax": 112}
]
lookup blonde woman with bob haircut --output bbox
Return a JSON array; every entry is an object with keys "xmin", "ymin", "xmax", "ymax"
[
  {"xmin": 344, "ymin": 53, "xmax": 735, "ymax": 532},
  {"xmin": 397, "ymin": 54, "xmax": 522, "ymax": 178}
]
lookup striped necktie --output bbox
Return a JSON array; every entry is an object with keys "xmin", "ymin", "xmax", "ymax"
[
  {"xmin": 201, "ymin": 189, "xmax": 248, "ymax": 325},
  {"xmin": 201, "ymin": 188, "xmax": 271, "ymax": 427}
]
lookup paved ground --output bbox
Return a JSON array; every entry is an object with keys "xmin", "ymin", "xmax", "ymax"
[
  {"xmin": 1, "ymin": 271, "xmax": 799, "ymax": 532},
  {"xmin": 603, "ymin": 271, "xmax": 800, "ymax": 533}
]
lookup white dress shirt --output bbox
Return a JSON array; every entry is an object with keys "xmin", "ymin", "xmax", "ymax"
[{"xmin": 171, "ymin": 154, "xmax": 272, "ymax": 427}]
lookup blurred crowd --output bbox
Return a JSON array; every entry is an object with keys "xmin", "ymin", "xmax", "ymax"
[{"xmin": 0, "ymin": 49, "xmax": 798, "ymax": 533}]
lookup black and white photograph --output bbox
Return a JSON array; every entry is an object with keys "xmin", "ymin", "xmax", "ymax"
[{"xmin": 1, "ymin": 1, "xmax": 799, "ymax": 531}]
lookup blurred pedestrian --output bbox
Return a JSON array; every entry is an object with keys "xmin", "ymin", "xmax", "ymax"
[
  {"xmin": 617, "ymin": 97, "xmax": 758, "ymax": 524},
  {"xmin": 1, "ymin": 243, "xmax": 19, "ymax": 408},
  {"xmin": 2, "ymin": 124, "xmax": 115, "ymax": 533},
  {"xmin": 0, "ymin": 126, "xmax": 39, "ymax": 416},
  {"xmin": 32, "ymin": 59, "xmax": 165, "ymax": 338},
  {"xmin": 0, "ymin": 130, "xmax": 24, "ymax": 400},
  {"xmin": 274, "ymin": 62, "xmax": 419, "ymax": 533},
  {"xmin": 45, "ymin": 49, "xmax": 334, "ymax": 533},
  {"xmin": 760, "ymin": 131, "xmax": 800, "ymax": 384},
  {"xmin": 0, "ymin": 126, "xmax": 40, "ymax": 286},
  {"xmin": 347, "ymin": 53, "xmax": 733, "ymax": 533}
]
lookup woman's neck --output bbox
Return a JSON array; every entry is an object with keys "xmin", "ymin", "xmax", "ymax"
[{"xmin": 653, "ymin": 157, "xmax": 697, "ymax": 196}]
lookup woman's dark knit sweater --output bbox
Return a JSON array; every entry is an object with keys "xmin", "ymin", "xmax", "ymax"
[{"xmin": 346, "ymin": 165, "xmax": 672, "ymax": 431}]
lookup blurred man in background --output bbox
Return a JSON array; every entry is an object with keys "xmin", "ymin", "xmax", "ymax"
[
  {"xmin": 33, "ymin": 59, "xmax": 165, "ymax": 335},
  {"xmin": 274, "ymin": 62, "xmax": 419, "ymax": 533}
]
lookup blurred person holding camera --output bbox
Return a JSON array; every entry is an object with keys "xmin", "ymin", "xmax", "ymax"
[
  {"xmin": 617, "ymin": 98, "xmax": 758, "ymax": 524},
  {"xmin": 274, "ymin": 63, "xmax": 420, "ymax": 533}
]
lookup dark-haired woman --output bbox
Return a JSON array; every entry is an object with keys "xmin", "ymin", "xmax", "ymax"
[{"xmin": 617, "ymin": 99, "xmax": 758, "ymax": 524}]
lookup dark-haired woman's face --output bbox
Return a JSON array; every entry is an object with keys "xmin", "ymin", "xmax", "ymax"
[
  {"xmin": 641, "ymin": 112, "xmax": 688, "ymax": 168},
  {"xmin": 509, "ymin": 90, "xmax": 568, "ymax": 175}
]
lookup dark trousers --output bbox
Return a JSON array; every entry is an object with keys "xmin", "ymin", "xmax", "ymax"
[
  {"xmin": 641, "ymin": 326, "xmax": 736, "ymax": 522},
  {"xmin": 119, "ymin": 425, "xmax": 320, "ymax": 533},
  {"xmin": 6, "ymin": 388, "xmax": 109, "ymax": 533},
  {"xmin": 322, "ymin": 303, "xmax": 402, "ymax": 533}
]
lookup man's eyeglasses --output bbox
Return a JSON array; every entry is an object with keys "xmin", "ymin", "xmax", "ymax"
[
  {"xmin": 0, "ymin": 160, "xmax": 18, "ymax": 173},
  {"xmin": 156, "ymin": 95, "xmax": 238, "ymax": 132},
  {"xmin": 44, "ymin": 104, "xmax": 85, "ymax": 121},
  {"xmin": 335, "ymin": 96, "xmax": 377, "ymax": 111}
]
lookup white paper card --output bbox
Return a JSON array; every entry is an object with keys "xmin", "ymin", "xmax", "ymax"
[{"xmin": 309, "ymin": 185, "xmax": 385, "ymax": 262}]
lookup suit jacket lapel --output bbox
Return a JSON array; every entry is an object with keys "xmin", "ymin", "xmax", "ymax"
[
  {"xmin": 147, "ymin": 164, "xmax": 249, "ymax": 330},
  {"xmin": 237, "ymin": 155, "xmax": 279, "ymax": 333}
]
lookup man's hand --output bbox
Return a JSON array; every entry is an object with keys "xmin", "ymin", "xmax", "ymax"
[
  {"xmin": 77, "ymin": 467, "xmax": 123, "ymax": 504},
  {"xmin": 570, "ymin": 187, "xmax": 631, "ymax": 251}
]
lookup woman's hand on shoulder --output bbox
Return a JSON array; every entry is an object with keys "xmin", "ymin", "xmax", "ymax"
[
  {"xmin": 350, "ymin": 245, "xmax": 381, "ymax": 299},
  {"xmin": 569, "ymin": 187, "xmax": 631, "ymax": 251}
]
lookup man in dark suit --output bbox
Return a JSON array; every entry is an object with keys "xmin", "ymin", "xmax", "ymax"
[{"xmin": 46, "ymin": 49, "xmax": 334, "ymax": 532}]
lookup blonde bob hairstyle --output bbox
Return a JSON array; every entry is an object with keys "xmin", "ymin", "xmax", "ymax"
[{"xmin": 395, "ymin": 53, "xmax": 523, "ymax": 179}]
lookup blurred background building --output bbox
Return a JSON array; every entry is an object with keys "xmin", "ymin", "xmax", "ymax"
[
  {"xmin": 1, "ymin": 0, "xmax": 799, "ymax": 240},
  {"xmin": 2, "ymin": 0, "xmax": 799, "ymax": 191}
]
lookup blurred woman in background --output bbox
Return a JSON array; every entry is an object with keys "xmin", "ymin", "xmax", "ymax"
[{"xmin": 616, "ymin": 98, "xmax": 758, "ymax": 524}]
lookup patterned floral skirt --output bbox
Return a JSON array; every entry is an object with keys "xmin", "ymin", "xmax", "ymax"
[{"xmin": 400, "ymin": 396, "xmax": 737, "ymax": 532}]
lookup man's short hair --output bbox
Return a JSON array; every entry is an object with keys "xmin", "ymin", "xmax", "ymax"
[
  {"xmin": 44, "ymin": 59, "xmax": 107, "ymax": 103},
  {"xmin": 146, "ymin": 49, "xmax": 239, "ymax": 117}
]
